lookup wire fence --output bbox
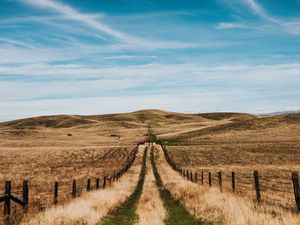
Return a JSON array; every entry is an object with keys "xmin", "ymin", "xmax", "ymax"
[
  {"xmin": 0, "ymin": 141, "xmax": 146, "ymax": 225},
  {"xmin": 158, "ymin": 142, "xmax": 300, "ymax": 213}
]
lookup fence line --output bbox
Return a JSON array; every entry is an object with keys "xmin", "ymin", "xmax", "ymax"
[
  {"xmin": 158, "ymin": 142, "xmax": 300, "ymax": 212},
  {"xmin": 0, "ymin": 141, "xmax": 146, "ymax": 222}
]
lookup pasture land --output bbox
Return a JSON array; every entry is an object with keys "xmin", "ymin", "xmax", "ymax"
[
  {"xmin": 158, "ymin": 113, "xmax": 300, "ymax": 211},
  {"xmin": 0, "ymin": 110, "xmax": 299, "ymax": 224}
]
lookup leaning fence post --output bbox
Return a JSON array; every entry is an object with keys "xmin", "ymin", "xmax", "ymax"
[
  {"xmin": 292, "ymin": 171, "xmax": 300, "ymax": 211},
  {"xmin": 22, "ymin": 180, "xmax": 29, "ymax": 206},
  {"xmin": 208, "ymin": 171, "xmax": 212, "ymax": 187},
  {"xmin": 87, "ymin": 179, "xmax": 91, "ymax": 191},
  {"xmin": 72, "ymin": 179, "xmax": 76, "ymax": 198},
  {"xmin": 4, "ymin": 180, "xmax": 11, "ymax": 217},
  {"xmin": 253, "ymin": 170, "xmax": 261, "ymax": 202},
  {"xmin": 218, "ymin": 171, "xmax": 223, "ymax": 192},
  {"xmin": 232, "ymin": 172, "xmax": 235, "ymax": 193},
  {"xmin": 54, "ymin": 181, "xmax": 58, "ymax": 205},
  {"xmin": 103, "ymin": 176, "xmax": 107, "ymax": 189}
]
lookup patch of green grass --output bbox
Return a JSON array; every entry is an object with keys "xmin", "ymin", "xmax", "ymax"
[
  {"xmin": 101, "ymin": 147, "xmax": 148, "ymax": 225},
  {"xmin": 150, "ymin": 146, "xmax": 209, "ymax": 225}
]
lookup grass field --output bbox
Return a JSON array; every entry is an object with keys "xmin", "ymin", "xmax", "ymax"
[
  {"xmin": 0, "ymin": 109, "xmax": 299, "ymax": 224},
  {"xmin": 157, "ymin": 113, "xmax": 300, "ymax": 211},
  {"xmin": 0, "ymin": 112, "xmax": 148, "ymax": 223}
]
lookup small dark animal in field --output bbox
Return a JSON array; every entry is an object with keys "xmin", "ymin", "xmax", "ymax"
[{"xmin": 110, "ymin": 134, "xmax": 120, "ymax": 138}]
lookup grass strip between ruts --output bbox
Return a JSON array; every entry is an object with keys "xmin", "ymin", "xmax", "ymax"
[
  {"xmin": 150, "ymin": 145, "xmax": 209, "ymax": 225},
  {"xmin": 101, "ymin": 146, "xmax": 148, "ymax": 225}
]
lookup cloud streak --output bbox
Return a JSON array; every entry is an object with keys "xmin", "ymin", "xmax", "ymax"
[
  {"xmin": 1, "ymin": 63, "xmax": 299, "ymax": 109},
  {"xmin": 216, "ymin": 22, "xmax": 245, "ymax": 29},
  {"xmin": 242, "ymin": 0, "xmax": 300, "ymax": 34},
  {"xmin": 22, "ymin": 0, "xmax": 196, "ymax": 49}
]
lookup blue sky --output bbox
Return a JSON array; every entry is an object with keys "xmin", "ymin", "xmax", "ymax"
[{"xmin": 0, "ymin": 0, "xmax": 300, "ymax": 121}]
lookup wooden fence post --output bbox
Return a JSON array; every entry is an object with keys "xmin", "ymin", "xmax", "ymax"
[
  {"xmin": 232, "ymin": 172, "xmax": 235, "ymax": 193},
  {"xmin": 87, "ymin": 179, "xmax": 91, "ymax": 191},
  {"xmin": 218, "ymin": 171, "xmax": 223, "ymax": 192},
  {"xmin": 190, "ymin": 171, "xmax": 193, "ymax": 182},
  {"xmin": 201, "ymin": 171, "xmax": 204, "ymax": 185},
  {"xmin": 253, "ymin": 170, "xmax": 261, "ymax": 202},
  {"xmin": 4, "ymin": 180, "xmax": 11, "ymax": 217},
  {"xmin": 96, "ymin": 178, "xmax": 100, "ymax": 190},
  {"xmin": 292, "ymin": 171, "xmax": 300, "ymax": 211},
  {"xmin": 195, "ymin": 172, "xmax": 198, "ymax": 183},
  {"xmin": 187, "ymin": 170, "xmax": 190, "ymax": 180},
  {"xmin": 208, "ymin": 172, "xmax": 212, "ymax": 187},
  {"xmin": 22, "ymin": 180, "xmax": 29, "ymax": 206},
  {"xmin": 72, "ymin": 179, "xmax": 76, "ymax": 198},
  {"xmin": 54, "ymin": 181, "xmax": 58, "ymax": 205},
  {"xmin": 103, "ymin": 176, "xmax": 107, "ymax": 189}
]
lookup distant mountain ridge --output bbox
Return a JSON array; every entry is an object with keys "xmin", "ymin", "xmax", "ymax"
[{"xmin": 263, "ymin": 109, "xmax": 300, "ymax": 116}]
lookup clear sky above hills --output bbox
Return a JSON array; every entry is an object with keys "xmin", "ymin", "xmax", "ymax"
[{"xmin": 0, "ymin": 0, "xmax": 300, "ymax": 121}]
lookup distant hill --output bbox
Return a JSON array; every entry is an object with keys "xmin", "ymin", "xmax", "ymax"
[
  {"xmin": 0, "ymin": 109, "xmax": 299, "ymax": 131},
  {"xmin": 194, "ymin": 112, "xmax": 255, "ymax": 121}
]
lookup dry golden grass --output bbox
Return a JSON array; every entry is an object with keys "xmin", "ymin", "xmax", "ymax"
[
  {"xmin": 0, "ymin": 113, "xmax": 149, "ymax": 224},
  {"xmin": 155, "ymin": 144, "xmax": 300, "ymax": 225},
  {"xmin": 0, "ymin": 145, "xmax": 136, "ymax": 222},
  {"xmin": 136, "ymin": 144, "xmax": 166, "ymax": 225},
  {"xmin": 19, "ymin": 145, "xmax": 145, "ymax": 225},
  {"xmin": 1, "ymin": 109, "xmax": 299, "ymax": 224},
  {"xmin": 161, "ymin": 114, "xmax": 300, "ymax": 211}
]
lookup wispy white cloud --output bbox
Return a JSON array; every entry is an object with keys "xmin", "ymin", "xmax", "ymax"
[
  {"xmin": 0, "ymin": 37, "xmax": 38, "ymax": 49},
  {"xmin": 0, "ymin": 14, "xmax": 103, "ymax": 24},
  {"xmin": 23, "ymin": 0, "xmax": 129, "ymax": 40},
  {"xmin": 22, "ymin": 0, "xmax": 196, "ymax": 49},
  {"xmin": 242, "ymin": 0, "xmax": 300, "ymax": 34},
  {"xmin": 1, "ymin": 62, "xmax": 299, "ymax": 120},
  {"xmin": 216, "ymin": 22, "xmax": 245, "ymax": 29}
]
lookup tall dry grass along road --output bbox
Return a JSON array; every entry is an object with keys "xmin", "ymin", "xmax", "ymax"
[
  {"xmin": 154, "ymin": 144, "xmax": 300, "ymax": 225},
  {"xmin": 0, "ymin": 110, "xmax": 299, "ymax": 224},
  {"xmin": 22, "ymin": 144, "xmax": 146, "ymax": 225},
  {"xmin": 16, "ymin": 143, "xmax": 209, "ymax": 225}
]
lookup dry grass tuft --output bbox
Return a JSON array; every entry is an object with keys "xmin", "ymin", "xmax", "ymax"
[{"xmin": 155, "ymin": 145, "xmax": 300, "ymax": 225}]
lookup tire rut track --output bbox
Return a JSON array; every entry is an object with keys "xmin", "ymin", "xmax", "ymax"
[
  {"xmin": 101, "ymin": 145, "xmax": 148, "ymax": 225},
  {"xmin": 136, "ymin": 144, "xmax": 166, "ymax": 225},
  {"xmin": 150, "ymin": 145, "xmax": 208, "ymax": 225}
]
